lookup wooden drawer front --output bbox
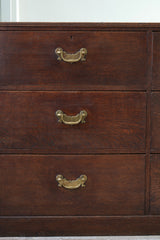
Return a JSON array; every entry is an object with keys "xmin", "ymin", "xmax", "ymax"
[
  {"xmin": 0, "ymin": 155, "xmax": 145, "ymax": 216},
  {"xmin": 0, "ymin": 31, "xmax": 147, "ymax": 90},
  {"xmin": 150, "ymin": 154, "xmax": 160, "ymax": 214},
  {"xmin": 0, "ymin": 92, "xmax": 146, "ymax": 154},
  {"xmin": 151, "ymin": 93, "xmax": 160, "ymax": 152},
  {"xmin": 153, "ymin": 33, "xmax": 160, "ymax": 89}
]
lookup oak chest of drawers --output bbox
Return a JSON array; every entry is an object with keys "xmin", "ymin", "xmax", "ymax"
[{"xmin": 0, "ymin": 23, "xmax": 160, "ymax": 236}]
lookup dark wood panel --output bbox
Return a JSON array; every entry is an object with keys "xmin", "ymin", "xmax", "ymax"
[
  {"xmin": 0, "ymin": 31, "xmax": 147, "ymax": 90},
  {"xmin": 150, "ymin": 154, "xmax": 160, "ymax": 214},
  {"xmin": 0, "ymin": 216, "xmax": 160, "ymax": 236},
  {"xmin": 0, "ymin": 154, "xmax": 145, "ymax": 216},
  {"xmin": 145, "ymin": 30, "xmax": 153, "ymax": 214},
  {"xmin": 0, "ymin": 92, "xmax": 146, "ymax": 153},
  {"xmin": 151, "ymin": 93, "xmax": 160, "ymax": 152},
  {"xmin": 153, "ymin": 33, "xmax": 160, "ymax": 89},
  {"xmin": 0, "ymin": 23, "xmax": 155, "ymax": 236},
  {"xmin": 0, "ymin": 22, "xmax": 160, "ymax": 31}
]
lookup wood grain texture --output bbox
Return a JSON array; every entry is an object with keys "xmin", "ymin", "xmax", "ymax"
[
  {"xmin": 0, "ymin": 23, "xmax": 158, "ymax": 236},
  {"xmin": 0, "ymin": 31, "xmax": 147, "ymax": 90},
  {"xmin": 145, "ymin": 30, "xmax": 153, "ymax": 214},
  {"xmin": 0, "ymin": 216, "xmax": 160, "ymax": 236},
  {"xmin": 151, "ymin": 93, "xmax": 160, "ymax": 152},
  {"xmin": 0, "ymin": 92, "xmax": 146, "ymax": 153},
  {"xmin": 152, "ymin": 33, "xmax": 160, "ymax": 89},
  {"xmin": 150, "ymin": 154, "xmax": 160, "ymax": 214},
  {"xmin": 1, "ymin": 22, "xmax": 160, "ymax": 31},
  {"xmin": 0, "ymin": 154, "xmax": 145, "ymax": 216}
]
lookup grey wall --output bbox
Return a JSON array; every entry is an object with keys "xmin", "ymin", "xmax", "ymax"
[
  {"xmin": 1, "ymin": 0, "xmax": 11, "ymax": 21},
  {"xmin": 17, "ymin": 0, "xmax": 160, "ymax": 22},
  {"xmin": 1, "ymin": 0, "xmax": 160, "ymax": 22}
]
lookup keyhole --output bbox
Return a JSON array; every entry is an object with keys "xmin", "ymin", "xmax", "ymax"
[{"xmin": 70, "ymin": 35, "xmax": 73, "ymax": 40}]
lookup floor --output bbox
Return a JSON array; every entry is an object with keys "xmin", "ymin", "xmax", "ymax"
[{"xmin": 0, "ymin": 237, "xmax": 160, "ymax": 240}]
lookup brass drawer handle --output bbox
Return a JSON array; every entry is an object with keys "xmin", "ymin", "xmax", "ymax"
[
  {"xmin": 55, "ymin": 47, "xmax": 87, "ymax": 63},
  {"xmin": 56, "ymin": 174, "xmax": 87, "ymax": 189},
  {"xmin": 56, "ymin": 110, "xmax": 87, "ymax": 125}
]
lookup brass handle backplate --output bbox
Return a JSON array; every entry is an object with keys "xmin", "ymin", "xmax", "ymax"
[
  {"xmin": 56, "ymin": 110, "xmax": 87, "ymax": 125},
  {"xmin": 55, "ymin": 47, "xmax": 87, "ymax": 63},
  {"xmin": 56, "ymin": 174, "xmax": 87, "ymax": 189}
]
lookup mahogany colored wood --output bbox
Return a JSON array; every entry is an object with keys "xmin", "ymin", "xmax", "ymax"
[
  {"xmin": 153, "ymin": 33, "xmax": 160, "ymax": 89},
  {"xmin": 0, "ymin": 216, "xmax": 160, "ymax": 236},
  {"xmin": 0, "ymin": 154, "xmax": 145, "ymax": 216},
  {"xmin": 150, "ymin": 154, "xmax": 160, "ymax": 214},
  {"xmin": 145, "ymin": 30, "xmax": 153, "ymax": 214},
  {"xmin": 1, "ymin": 22, "xmax": 160, "ymax": 31},
  {"xmin": 0, "ymin": 92, "xmax": 146, "ymax": 153},
  {"xmin": 151, "ymin": 93, "xmax": 160, "ymax": 152},
  {"xmin": 0, "ymin": 31, "xmax": 147, "ymax": 90},
  {"xmin": 0, "ymin": 23, "xmax": 159, "ymax": 236}
]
